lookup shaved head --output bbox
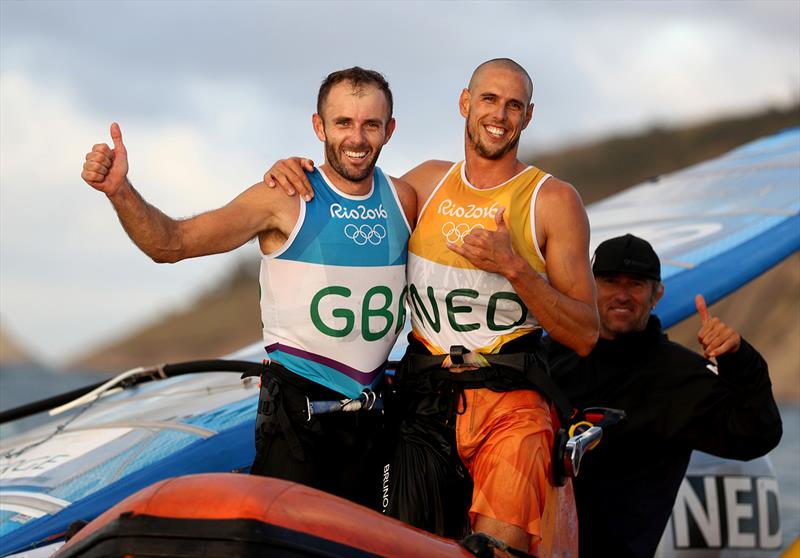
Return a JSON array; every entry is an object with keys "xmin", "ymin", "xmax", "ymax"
[{"xmin": 468, "ymin": 58, "xmax": 533, "ymax": 104}]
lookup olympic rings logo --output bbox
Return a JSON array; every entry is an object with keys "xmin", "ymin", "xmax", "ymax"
[
  {"xmin": 441, "ymin": 221, "xmax": 484, "ymax": 243},
  {"xmin": 344, "ymin": 223, "xmax": 387, "ymax": 246}
]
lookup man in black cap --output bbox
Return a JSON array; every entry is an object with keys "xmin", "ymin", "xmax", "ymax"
[{"xmin": 549, "ymin": 233, "xmax": 782, "ymax": 558}]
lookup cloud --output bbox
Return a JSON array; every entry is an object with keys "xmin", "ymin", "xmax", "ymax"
[
  {"xmin": 1, "ymin": 0, "xmax": 798, "ymax": 362},
  {"xmin": 0, "ymin": 71, "xmax": 272, "ymax": 362}
]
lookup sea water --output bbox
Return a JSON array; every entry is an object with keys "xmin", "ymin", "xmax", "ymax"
[
  {"xmin": 0, "ymin": 364, "xmax": 105, "ymax": 438},
  {"xmin": 1, "ymin": 364, "xmax": 799, "ymax": 551}
]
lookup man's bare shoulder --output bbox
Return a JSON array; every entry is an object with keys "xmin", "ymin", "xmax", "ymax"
[
  {"xmin": 230, "ymin": 180, "xmax": 301, "ymax": 231},
  {"xmin": 388, "ymin": 175, "xmax": 415, "ymax": 195},
  {"xmin": 401, "ymin": 160, "xmax": 454, "ymax": 184},
  {"xmin": 539, "ymin": 176, "xmax": 585, "ymax": 209},
  {"xmin": 240, "ymin": 179, "xmax": 299, "ymax": 208},
  {"xmin": 400, "ymin": 160, "xmax": 455, "ymax": 208},
  {"xmin": 387, "ymin": 176, "xmax": 418, "ymax": 227},
  {"xmin": 535, "ymin": 176, "xmax": 589, "ymax": 249},
  {"xmin": 413, "ymin": 159, "xmax": 456, "ymax": 174}
]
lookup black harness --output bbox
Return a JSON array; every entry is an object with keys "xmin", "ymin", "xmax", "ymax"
[
  {"xmin": 392, "ymin": 331, "xmax": 576, "ymax": 422},
  {"xmin": 245, "ymin": 361, "xmax": 314, "ymax": 461},
  {"xmin": 245, "ymin": 361, "xmax": 382, "ymax": 462},
  {"xmin": 391, "ymin": 331, "xmax": 595, "ymax": 488}
]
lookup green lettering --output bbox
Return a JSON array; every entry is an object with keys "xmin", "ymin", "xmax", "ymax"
[
  {"xmin": 409, "ymin": 284, "xmax": 441, "ymax": 333},
  {"xmin": 446, "ymin": 289, "xmax": 480, "ymax": 332},
  {"xmin": 363, "ymin": 286, "xmax": 393, "ymax": 342},
  {"xmin": 310, "ymin": 286, "xmax": 354, "ymax": 337},
  {"xmin": 487, "ymin": 292, "xmax": 528, "ymax": 331},
  {"xmin": 395, "ymin": 285, "xmax": 408, "ymax": 334}
]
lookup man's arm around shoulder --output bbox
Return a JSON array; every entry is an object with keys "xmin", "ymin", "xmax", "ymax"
[{"xmin": 400, "ymin": 160, "xmax": 454, "ymax": 211}]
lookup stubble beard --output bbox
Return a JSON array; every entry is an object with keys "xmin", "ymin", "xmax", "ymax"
[
  {"xmin": 600, "ymin": 303, "xmax": 654, "ymax": 338},
  {"xmin": 325, "ymin": 140, "xmax": 381, "ymax": 183},
  {"xmin": 466, "ymin": 117, "xmax": 520, "ymax": 161}
]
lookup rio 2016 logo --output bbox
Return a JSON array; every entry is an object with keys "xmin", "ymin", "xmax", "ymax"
[
  {"xmin": 345, "ymin": 224, "xmax": 387, "ymax": 246},
  {"xmin": 441, "ymin": 221, "xmax": 484, "ymax": 243},
  {"xmin": 330, "ymin": 203, "xmax": 388, "ymax": 220},
  {"xmin": 437, "ymin": 199, "xmax": 498, "ymax": 219}
]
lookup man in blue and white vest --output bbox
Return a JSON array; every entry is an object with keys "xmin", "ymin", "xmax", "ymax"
[{"xmin": 80, "ymin": 67, "xmax": 416, "ymax": 509}]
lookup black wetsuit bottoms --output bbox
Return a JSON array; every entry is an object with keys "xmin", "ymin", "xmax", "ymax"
[{"xmin": 249, "ymin": 363, "xmax": 384, "ymax": 510}]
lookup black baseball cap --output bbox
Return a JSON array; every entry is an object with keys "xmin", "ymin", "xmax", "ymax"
[{"xmin": 592, "ymin": 234, "xmax": 661, "ymax": 281}]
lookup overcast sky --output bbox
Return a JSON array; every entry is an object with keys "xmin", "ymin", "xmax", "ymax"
[{"xmin": 1, "ymin": 0, "xmax": 798, "ymax": 365}]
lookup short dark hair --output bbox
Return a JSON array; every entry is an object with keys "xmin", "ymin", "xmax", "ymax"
[{"xmin": 317, "ymin": 67, "xmax": 393, "ymax": 119}]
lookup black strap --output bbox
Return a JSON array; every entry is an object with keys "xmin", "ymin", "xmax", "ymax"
[
  {"xmin": 255, "ymin": 364, "xmax": 316, "ymax": 462},
  {"xmin": 404, "ymin": 351, "xmax": 576, "ymax": 421},
  {"xmin": 269, "ymin": 379, "xmax": 307, "ymax": 462},
  {"xmin": 489, "ymin": 353, "xmax": 576, "ymax": 421}
]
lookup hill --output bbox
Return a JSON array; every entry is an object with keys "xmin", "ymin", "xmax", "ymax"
[
  {"xmin": 68, "ymin": 105, "xmax": 800, "ymax": 401},
  {"xmin": 68, "ymin": 261, "xmax": 263, "ymax": 372},
  {"xmin": 0, "ymin": 322, "xmax": 37, "ymax": 367},
  {"xmin": 528, "ymin": 105, "xmax": 799, "ymax": 205}
]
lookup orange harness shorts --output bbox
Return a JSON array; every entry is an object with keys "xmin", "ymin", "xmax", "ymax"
[{"xmin": 455, "ymin": 388, "xmax": 578, "ymax": 557}]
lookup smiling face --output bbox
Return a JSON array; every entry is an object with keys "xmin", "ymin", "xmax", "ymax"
[
  {"xmin": 460, "ymin": 65, "xmax": 533, "ymax": 161},
  {"xmin": 313, "ymin": 81, "xmax": 395, "ymax": 186},
  {"xmin": 596, "ymin": 273, "xmax": 665, "ymax": 339}
]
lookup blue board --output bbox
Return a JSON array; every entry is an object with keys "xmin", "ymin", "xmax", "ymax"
[
  {"xmin": 588, "ymin": 127, "xmax": 800, "ymax": 328},
  {"xmin": 1, "ymin": 129, "xmax": 798, "ymax": 557},
  {"xmin": 0, "ymin": 364, "xmax": 263, "ymax": 555}
]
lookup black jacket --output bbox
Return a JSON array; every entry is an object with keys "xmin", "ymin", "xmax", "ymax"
[{"xmin": 548, "ymin": 316, "xmax": 782, "ymax": 558}]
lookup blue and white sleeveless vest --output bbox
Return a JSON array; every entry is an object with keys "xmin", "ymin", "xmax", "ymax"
[{"xmin": 259, "ymin": 167, "xmax": 411, "ymax": 398}]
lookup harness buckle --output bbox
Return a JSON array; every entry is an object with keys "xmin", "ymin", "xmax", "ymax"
[
  {"xmin": 305, "ymin": 396, "xmax": 313, "ymax": 422},
  {"xmin": 443, "ymin": 345, "xmax": 489, "ymax": 371}
]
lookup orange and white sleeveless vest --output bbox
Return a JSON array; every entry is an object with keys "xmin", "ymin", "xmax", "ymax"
[{"xmin": 408, "ymin": 161, "xmax": 550, "ymax": 355}]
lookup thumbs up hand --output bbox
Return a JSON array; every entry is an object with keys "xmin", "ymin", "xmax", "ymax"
[
  {"xmin": 447, "ymin": 206, "xmax": 517, "ymax": 274},
  {"xmin": 695, "ymin": 294, "xmax": 741, "ymax": 358},
  {"xmin": 81, "ymin": 122, "xmax": 130, "ymax": 197}
]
